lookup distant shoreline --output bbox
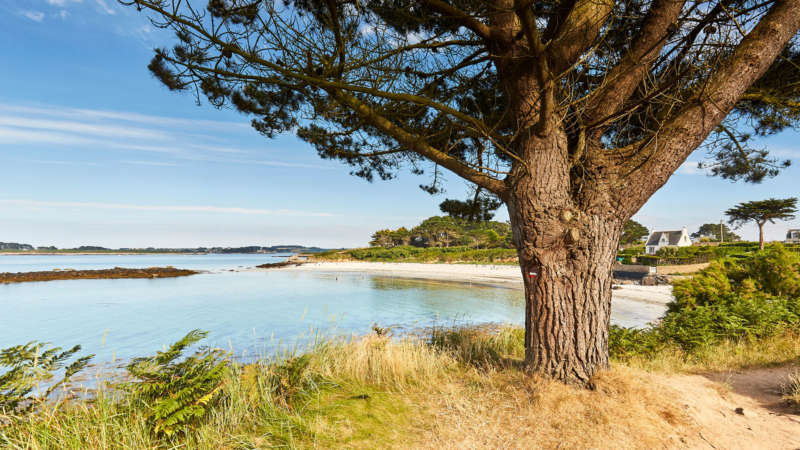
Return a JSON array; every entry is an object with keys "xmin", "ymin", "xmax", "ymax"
[
  {"xmin": 0, "ymin": 252, "xmax": 199, "ymax": 256},
  {"xmin": 0, "ymin": 252, "xmax": 299, "ymax": 256}
]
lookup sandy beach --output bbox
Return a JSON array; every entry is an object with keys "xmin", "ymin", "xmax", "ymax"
[{"xmin": 243, "ymin": 261, "xmax": 675, "ymax": 306}]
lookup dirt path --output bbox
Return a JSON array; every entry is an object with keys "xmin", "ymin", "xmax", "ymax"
[{"xmin": 669, "ymin": 366, "xmax": 800, "ymax": 449}]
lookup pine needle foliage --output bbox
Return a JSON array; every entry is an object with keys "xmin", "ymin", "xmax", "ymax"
[
  {"xmin": 0, "ymin": 342, "xmax": 92, "ymax": 415},
  {"xmin": 123, "ymin": 329, "xmax": 228, "ymax": 437}
]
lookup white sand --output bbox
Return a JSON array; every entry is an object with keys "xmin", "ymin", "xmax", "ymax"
[{"xmin": 243, "ymin": 261, "xmax": 674, "ymax": 305}]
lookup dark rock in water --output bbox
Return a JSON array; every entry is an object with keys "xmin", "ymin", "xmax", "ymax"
[
  {"xmin": 641, "ymin": 275, "xmax": 672, "ymax": 286},
  {"xmin": 0, "ymin": 267, "xmax": 198, "ymax": 283},
  {"xmin": 256, "ymin": 254, "xmax": 307, "ymax": 269}
]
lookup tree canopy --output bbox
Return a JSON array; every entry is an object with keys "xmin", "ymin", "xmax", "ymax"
[
  {"xmin": 127, "ymin": 0, "xmax": 798, "ymax": 198},
  {"xmin": 726, "ymin": 198, "xmax": 798, "ymax": 249},
  {"xmin": 370, "ymin": 215, "xmax": 511, "ymax": 248},
  {"xmin": 620, "ymin": 220, "xmax": 649, "ymax": 245},
  {"xmin": 690, "ymin": 223, "xmax": 742, "ymax": 241}
]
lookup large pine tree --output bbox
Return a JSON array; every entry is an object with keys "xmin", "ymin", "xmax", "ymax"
[{"xmin": 125, "ymin": 0, "xmax": 800, "ymax": 384}]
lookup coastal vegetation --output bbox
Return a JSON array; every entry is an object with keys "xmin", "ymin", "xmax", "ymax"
[
  {"xmin": 313, "ymin": 245, "xmax": 518, "ymax": 264},
  {"xmin": 124, "ymin": 0, "xmax": 800, "ymax": 384},
  {"xmin": 2, "ymin": 246, "xmax": 799, "ymax": 448},
  {"xmin": 368, "ymin": 216, "xmax": 511, "ymax": 249}
]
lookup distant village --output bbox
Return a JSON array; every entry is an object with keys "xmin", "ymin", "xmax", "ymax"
[
  {"xmin": 642, "ymin": 226, "xmax": 799, "ymax": 255},
  {"xmin": 0, "ymin": 243, "xmax": 331, "ymax": 254}
]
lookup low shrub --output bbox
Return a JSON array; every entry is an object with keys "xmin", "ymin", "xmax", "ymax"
[
  {"xmin": 612, "ymin": 245, "xmax": 800, "ymax": 359},
  {"xmin": 636, "ymin": 254, "xmax": 712, "ymax": 266}
]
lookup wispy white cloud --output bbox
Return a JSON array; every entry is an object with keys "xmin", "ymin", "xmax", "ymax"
[
  {"xmin": 46, "ymin": 0, "xmax": 83, "ymax": 6},
  {"xmin": 55, "ymin": 10, "xmax": 68, "ymax": 20},
  {"xmin": 21, "ymin": 11, "xmax": 45, "ymax": 21},
  {"xmin": 0, "ymin": 115, "xmax": 172, "ymax": 140},
  {"xmin": 0, "ymin": 102, "xmax": 331, "ymax": 170},
  {"xmin": 20, "ymin": 159, "xmax": 103, "ymax": 166},
  {"xmin": 246, "ymin": 160, "xmax": 335, "ymax": 169},
  {"xmin": 0, "ymin": 103, "xmax": 250, "ymax": 132},
  {"xmin": 0, "ymin": 199, "xmax": 333, "ymax": 217},
  {"xmin": 120, "ymin": 160, "xmax": 184, "ymax": 167},
  {"xmin": 676, "ymin": 160, "xmax": 707, "ymax": 175},
  {"xmin": 94, "ymin": 0, "xmax": 115, "ymax": 14}
]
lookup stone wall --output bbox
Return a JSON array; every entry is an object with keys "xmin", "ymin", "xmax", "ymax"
[
  {"xmin": 612, "ymin": 263, "xmax": 653, "ymax": 280},
  {"xmin": 655, "ymin": 263, "xmax": 710, "ymax": 274}
]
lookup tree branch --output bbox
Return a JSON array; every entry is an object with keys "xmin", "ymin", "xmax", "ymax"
[
  {"xmin": 581, "ymin": 0, "xmax": 686, "ymax": 130},
  {"xmin": 419, "ymin": 0, "xmax": 493, "ymax": 41},
  {"xmin": 547, "ymin": 0, "xmax": 615, "ymax": 72},
  {"xmin": 331, "ymin": 90, "xmax": 509, "ymax": 198},
  {"xmin": 614, "ymin": 0, "xmax": 800, "ymax": 216}
]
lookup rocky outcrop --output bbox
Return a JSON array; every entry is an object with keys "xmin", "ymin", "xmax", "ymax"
[
  {"xmin": 0, "ymin": 267, "xmax": 199, "ymax": 283},
  {"xmin": 256, "ymin": 254, "xmax": 306, "ymax": 269}
]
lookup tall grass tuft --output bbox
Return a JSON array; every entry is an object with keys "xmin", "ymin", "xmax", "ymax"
[{"xmin": 782, "ymin": 370, "xmax": 800, "ymax": 406}]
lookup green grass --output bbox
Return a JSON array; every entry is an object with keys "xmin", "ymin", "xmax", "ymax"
[{"xmin": 3, "ymin": 322, "xmax": 800, "ymax": 449}]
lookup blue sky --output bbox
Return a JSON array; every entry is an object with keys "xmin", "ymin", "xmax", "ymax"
[{"xmin": 1, "ymin": 0, "xmax": 799, "ymax": 248}]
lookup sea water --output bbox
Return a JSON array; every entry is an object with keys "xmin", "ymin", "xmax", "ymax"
[{"xmin": 0, "ymin": 255, "xmax": 665, "ymax": 363}]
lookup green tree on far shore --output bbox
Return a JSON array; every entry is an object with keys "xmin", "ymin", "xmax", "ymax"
[
  {"xmin": 620, "ymin": 220, "xmax": 649, "ymax": 246},
  {"xmin": 690, "ymin": 223, "xmax": 741, "ymax": 242},
  {"xmin": 726, "ymin": 198, "xmax": 798, "ymax": 250}
]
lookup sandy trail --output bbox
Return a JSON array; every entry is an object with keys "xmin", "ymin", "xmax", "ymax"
[{"xmin": 671, "ymin": 366, "xmax": 800, "ymax": 449}]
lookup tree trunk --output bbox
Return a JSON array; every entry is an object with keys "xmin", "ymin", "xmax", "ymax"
[
  {"xmin": 504, "ymin": 131, "xmax": 623, "ymax": 385},
  {"xmin": 758, "ymin": 221, "xmax": 766, "ymax": 251}
]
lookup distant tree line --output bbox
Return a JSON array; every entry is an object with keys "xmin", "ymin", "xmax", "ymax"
[
  {"xmin": 0, "ymin": 243, "xmax": 35, "ymax": 251},
  {"xmin": 370, "ymin": 216, "xmax": 512, "ymax": 249}
]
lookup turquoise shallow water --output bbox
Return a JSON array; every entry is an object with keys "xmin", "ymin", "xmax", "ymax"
[
  {"xmin": 0, "ymin": 253, "xmax": 286, "ymax": 273},
  {"xmin": 0, "ymin": 255, "xmax": 665, "ymax": 363}
]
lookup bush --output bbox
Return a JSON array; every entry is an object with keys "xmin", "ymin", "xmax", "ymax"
[
  {"xmin": 655, "ymin": 247, "xmax": 678, "ymax": 258},
  {"xmin": 124, "ymin": 330, "xmax": 229, "ymax": 437},
  {"xmin": 612, "ymin": 245, "xmax": 800, "ymax": 359},
  {"xmin": 636, "ymin": 254, "xmax": 711, "ymax": 266},
  {"xmin": 747, "ymin": 244, "xmax": 800, "ymax": 297}
]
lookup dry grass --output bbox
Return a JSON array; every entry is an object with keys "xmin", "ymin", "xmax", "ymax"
[
  {"xmin": 5, "ymin": 324, "xmax": 800, "ymax": 449},
  {"xmin": 782, "ymin": 370, "xmax": 800, "ymax": 406},
  {"xmin": 412, "ymin": 367, "xmax": 689, "ymax": 450},
  {"xmin": 619, "ymin": 328, "xmax": 800, "ymax": 374}
]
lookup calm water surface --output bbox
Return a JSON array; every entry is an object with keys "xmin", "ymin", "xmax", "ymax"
[
  {"xmin": 0, "ymin": 255, "xmax": 665, "ymax": 362},
  {"xmin": 0, "ymin": 254, "xmax": 284, "ymax": 273}
]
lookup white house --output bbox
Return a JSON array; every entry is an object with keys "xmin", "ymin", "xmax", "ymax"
[
  {"xmin": 786, "ymin": 229, "xmax": 800, "ymax": 244},
  {"xmin": 645, "ymin": 228, "xmax": 692, "ymax": 254}
]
